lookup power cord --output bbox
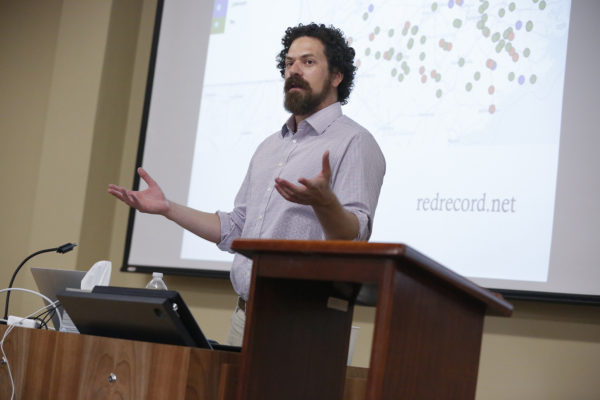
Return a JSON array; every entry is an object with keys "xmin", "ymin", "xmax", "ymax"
[
  {"xmin": 0, "ymin": 288, "xmax": 62, "ymax": 331},
  {"xmin": 0, "ymin": 297, "xmax": 60, "ymax": 400},
  {"xmin": 0, "ymin": 287, "xmax": 64, "ymax": 399}
]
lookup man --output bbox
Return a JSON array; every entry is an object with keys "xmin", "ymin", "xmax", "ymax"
[{"xmin": 108, "ymin": 23, "xmax": 386, "ymax": 346}]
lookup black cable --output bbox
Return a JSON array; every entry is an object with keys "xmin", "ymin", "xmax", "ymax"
[
  {"xmin": 43, "ymin": 303, "xmax": 59, "ymax": 329},
  {"xmin": 3, "ymin": 243, "xmax": 77, "ymax": 322},
  {"xmin": 32, "ymin": 316, "xmax": 46, "ymax": 329},
  {"xmin": 34, "ymin": 305, "xmax": 58, "ymax": 330}
]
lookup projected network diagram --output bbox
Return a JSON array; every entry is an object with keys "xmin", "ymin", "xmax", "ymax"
[
  {"xmin": 183, "ymin": 0, "xmax": 571, "ymax": 282},
  {"xmin": 342, "ymin": 0, "xmax": 567, "ymax": 144},
  {"xmin": 355, "ymin": 2, "xmax": 540, "ymax": 112}
]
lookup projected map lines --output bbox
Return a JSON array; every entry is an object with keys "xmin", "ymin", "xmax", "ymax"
[{"xmin": 352, "ymin": 0, "xmax": 548, "ymax": 117}]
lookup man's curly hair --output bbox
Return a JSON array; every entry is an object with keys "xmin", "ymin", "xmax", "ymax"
[{"xmin": 276, "ymin": 23, "xmax": 357, "ymax": 105}]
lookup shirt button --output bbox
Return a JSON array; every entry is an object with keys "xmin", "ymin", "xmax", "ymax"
[
  {"xmin": 266, "ymin": 187, "xmax": 272, "ymax": 192},
  {"xmin": 258, "ymin": 215, "xmax": 263, "ymax": 220},
  {"xmin": 278, "ymin": 162, "xmax": 284, "ymax": 167},
  {"xmin": 292, "ymin": 139, "xmax": 297, "ymax": 144}
]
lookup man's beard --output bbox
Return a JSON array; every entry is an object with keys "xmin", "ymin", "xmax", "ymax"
[{"xmin": 284, "ymin": 75, "xmax": 332, "ymax": 116}]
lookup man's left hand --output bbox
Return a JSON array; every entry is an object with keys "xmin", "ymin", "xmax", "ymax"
[{"xmin": 274, "ymin": 151, "xmax": 335, "ymax": 207}]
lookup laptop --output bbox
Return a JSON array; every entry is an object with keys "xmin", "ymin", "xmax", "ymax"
[{"xmin": 31, "ymin": 267, "xmax": 86, "ymax": 330}]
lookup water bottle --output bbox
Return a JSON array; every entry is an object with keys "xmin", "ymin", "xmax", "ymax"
[{"xmin": 146, "ymin": 272, "xmax": 168, "ymax": 290}]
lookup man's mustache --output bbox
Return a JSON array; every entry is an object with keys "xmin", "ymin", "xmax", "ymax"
[{"xmin": 284, "ymin": 76, "xmax": 310, "ymax": 92}]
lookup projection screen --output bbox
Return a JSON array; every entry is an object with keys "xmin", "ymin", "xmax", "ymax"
[{"xmin": 123, "ymin": 0, "xmax": 600, "ymax": 302}]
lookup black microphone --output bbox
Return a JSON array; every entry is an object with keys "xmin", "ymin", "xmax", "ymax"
[{"xmin": 3, "ymin": 243, "xmax": 78, "ymax": 322}]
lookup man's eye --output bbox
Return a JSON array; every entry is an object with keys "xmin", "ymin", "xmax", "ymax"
[{"xmin": 305, "ymin": 59, "xmax": 314, "ymax": 65}]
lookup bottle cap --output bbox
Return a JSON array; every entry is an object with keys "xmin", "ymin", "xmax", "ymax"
[{"xmin": 152, "ymin": 272, "xmax": 163, "ymax": 278}]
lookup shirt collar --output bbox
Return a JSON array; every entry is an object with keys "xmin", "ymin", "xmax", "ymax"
[{"xmin": 281, "ymin": 102, "xmax": 342, "ymax": 137}]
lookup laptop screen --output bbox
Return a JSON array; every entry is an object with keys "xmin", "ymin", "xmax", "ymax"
[{"xmin": 31, "ymin": 267, "xmax": 86, "ymax": 329}]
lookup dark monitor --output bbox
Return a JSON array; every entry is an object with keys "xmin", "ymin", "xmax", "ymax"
[{"xmin": 57, "ymin": 286, "xmax": 212, "ymax": 349}]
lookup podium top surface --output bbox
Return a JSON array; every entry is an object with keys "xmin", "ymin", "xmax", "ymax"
[
  {"xmin": 232, "ymin": 239, "xmax": 513, "ymax": 317},
  {"xmin": 233, "ymin": 239, "xmax": 415, "ymax": 257}
]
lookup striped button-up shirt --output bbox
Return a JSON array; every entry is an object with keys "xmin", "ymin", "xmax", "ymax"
[{"xmin": 217, "ymin": 102, "xmax": 386, "ymax": 299}]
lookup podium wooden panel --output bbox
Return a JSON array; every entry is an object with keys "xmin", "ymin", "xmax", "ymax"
[
  {"xmin": 0, "ymin": 326, "xmax": 239, "ymax": 400},
  {"xmin": 232, "ymin": 239, "xmax": 513, "ymax": 400},
  {"xmin": 0, "ymin": 323, "xmax": 369, "ymax": 399}
]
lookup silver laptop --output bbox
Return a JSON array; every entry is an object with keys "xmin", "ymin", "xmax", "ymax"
[{"xmin": 31, "ymin": 267, "xmax": 86, "ymax": 330}]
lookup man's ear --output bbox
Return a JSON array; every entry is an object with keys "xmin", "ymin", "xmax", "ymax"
[{"xmin": 331, "ymin": 70, "xmax": 343, "ymax": 88}]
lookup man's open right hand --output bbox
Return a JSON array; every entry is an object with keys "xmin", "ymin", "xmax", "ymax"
[{"xmin": 107, "ymin": 167, "xmax": 170, "ymax": 215}]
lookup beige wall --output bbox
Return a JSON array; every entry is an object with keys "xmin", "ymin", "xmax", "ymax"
[{"xmin": 1, "ymin": 1, "xmax": 598, "ymax": 399}]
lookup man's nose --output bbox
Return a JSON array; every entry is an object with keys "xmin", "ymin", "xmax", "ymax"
[{"xmin": 287, "ymin": 60, "xmax": 302, "ymax": 76}]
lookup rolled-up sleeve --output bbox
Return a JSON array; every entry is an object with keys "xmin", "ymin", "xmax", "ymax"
[
  {"xmin": 216, "ymin": 209, "xmax": 244, "ymax": 253},
  {"xmin": 331, "ymin": 131, "xmax": 386, "ymax": 241},
  {"xmin": 216, "ymin": 167, "xmax": 251, "ymax": 252}
]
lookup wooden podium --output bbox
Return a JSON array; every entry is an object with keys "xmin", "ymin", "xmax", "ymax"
[
  {"xmin": 232, "ymin": 239, "xmax": 513, "ymax": 400},
  {"xmin": 0, "ymin": 325, "xmax": 240, "ymax": 400},
  {"xmin": 0, "ymin": 326, "xmax": 368, "ymax": 399}
]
